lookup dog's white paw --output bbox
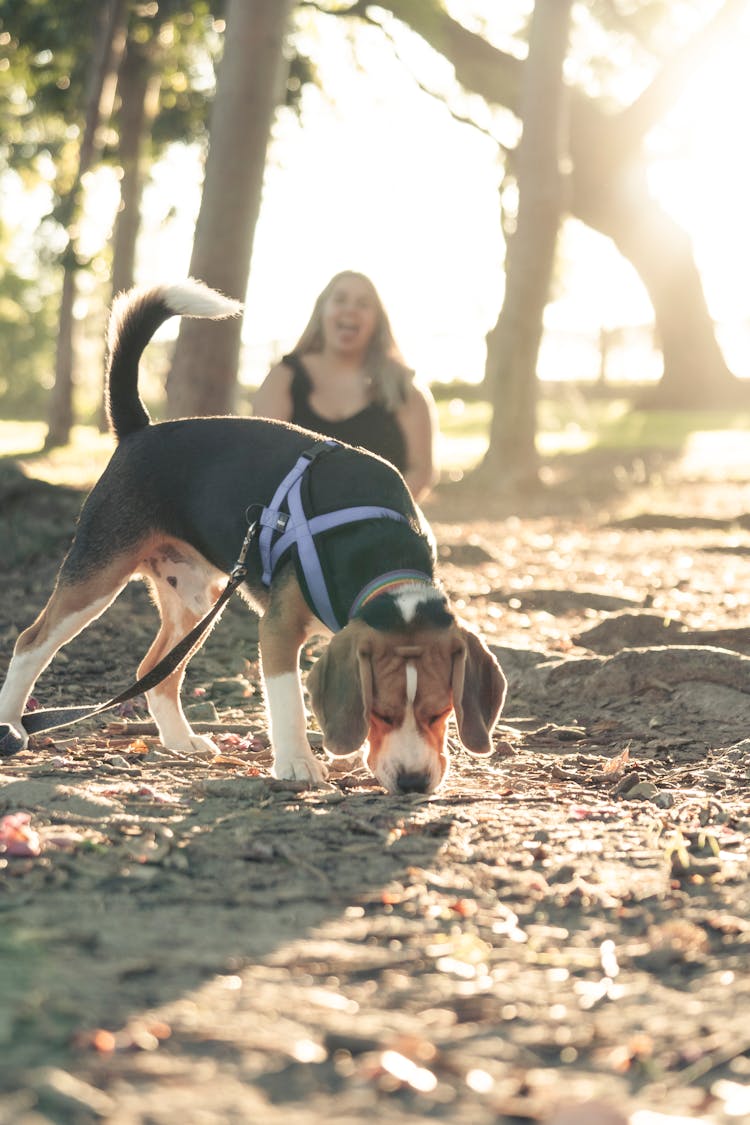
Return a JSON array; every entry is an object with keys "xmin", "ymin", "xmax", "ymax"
[
  {"xmin": 161, "ymin": 734, "xmax": 220, "ymax": 759},
  {"xmin": 272, "ymin": 753, "xmax": 329, "ymax": 786},
  {"xmin": 186, "ymin": 735, "xmax": 221, "ymax": 759}
]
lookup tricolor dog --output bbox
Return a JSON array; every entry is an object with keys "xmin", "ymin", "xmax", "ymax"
[{"xmin": 0, "ymin": 282, "xmax": 506, "ymax": 794}]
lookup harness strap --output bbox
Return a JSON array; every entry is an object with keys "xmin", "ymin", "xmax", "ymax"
[
  {"xmin": 258, "ymin": 441, "xmax": 336, "ymax": 586},
  {"xmin": 287, "ymin": 473, "xmax": 339, "ymax": 632},
  {"xmin": 268, "ymin": 506, "xmax": 410, "ymax": 582},
  {"xmin": 256, "ymin": 441, "xmax": 411, "ymax": 632}
]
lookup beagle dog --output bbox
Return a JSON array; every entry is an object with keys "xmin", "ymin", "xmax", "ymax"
[{"xmin": 0, "ymin": 282, "xmax": 506, "ymax": 794}]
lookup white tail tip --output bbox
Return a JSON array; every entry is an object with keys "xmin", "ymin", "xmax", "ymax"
[{"xmin": 163, "ymin": 278, "xmax": 243, "ymax": 320}]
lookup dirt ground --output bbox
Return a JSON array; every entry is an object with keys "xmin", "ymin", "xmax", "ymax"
[{"xmin": 1, "ymin": 442, "xmax": 750, "ymax": 1125}]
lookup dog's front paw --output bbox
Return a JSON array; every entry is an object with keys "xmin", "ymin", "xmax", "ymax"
[
  {"xmin": 161, "ymin": 734, "xmax": 220, "ymax": 759},
  {"xmin": 186, "ymin": 735, "xmax": 221, "ymax": 759},
  {"xmin": 272, "ymin": 753, "xmax": 329, "ymax": 786},
  {"xmin": 0, "ymin": 722, "xmax": 28, "ymax": 758}
]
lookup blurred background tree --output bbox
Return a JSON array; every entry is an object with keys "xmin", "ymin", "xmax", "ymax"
[
  {"xmin": 478, "ymin": 0, "xmax": 573, "ymax": 489},
  {"xmin": 0, "ymin": 0, "xmax": 225, "ymax": 440},
  {"xmin": 0, "ymin": 0, "xmax": 747, "ymax": 485},
  {"xmin": 332, "ymin": 0, "xmax": 748, "ymax": 487},
  {"xmin": 165, "ymin": 0, "xmax": 294, "ymax": 419}
]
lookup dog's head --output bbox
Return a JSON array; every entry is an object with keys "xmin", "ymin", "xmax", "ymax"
[{"xmin": 307, "ymin": 590, "xmax": 506, "ymax": 794}]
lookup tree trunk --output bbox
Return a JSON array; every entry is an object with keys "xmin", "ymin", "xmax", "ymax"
[
  {"xmin": 581, "ymin": 184, "xmax": 738, "ymax": 407},
  {"xmin": 166, "ymin": 0, "xmax": 292, "ymax": 419},
  {"xmin": 477, "ymin": 0, "xmax": 572, "ymax": 489},
  {"xmin": 45, "ymin": 0, "xmax": 128, "ymax": 449},
  {"xmin": 568, "ymin": 98, "xmax": 740, "ymax": 407},
  {"xmin": 98, "ymin": 38, "xmax": 160, "ymax": 430},
  {"xmin": 46, "ymin": 267, "xmax": 77, "ymax": 448},
  {"xmin": 111, "ymin": 42, "xmax": 159, "ymax": 299},
  {"xmin": 370, "ymin": 0, "xmax": 744, "ymax": 409}
]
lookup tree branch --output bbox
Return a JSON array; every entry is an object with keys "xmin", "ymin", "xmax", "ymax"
[
  {"xmin": 617, "ymin": 0, "xmax": 749, "ymax": 151},
  {"xmin": 303, "ymin": 0, "xmax": 749, "ymax": 169},
  {"xmin": 360, "ymin": 6, "xmax": 512, "ymax": 150},
  {"xmin": 299, "ymin": 0, "xmax": 523, "ymax": 113}
]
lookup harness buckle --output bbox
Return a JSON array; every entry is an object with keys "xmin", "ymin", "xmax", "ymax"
[
  {"xmin": 300, "ymin": 440, "xmax": 338, "ymax": 462},
  {"xmin": 260, "ymin": 509, "xmax": 289, "ymax": 532}
]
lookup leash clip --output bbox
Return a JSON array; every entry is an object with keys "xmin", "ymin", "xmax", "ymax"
[{"xmin": 230, "ymin": 509, "xmax": 261, "ymax": 583}]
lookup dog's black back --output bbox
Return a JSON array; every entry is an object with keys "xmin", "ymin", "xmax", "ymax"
[{"xmin": 66, "ymin": 416, "xmax": 435, "ymax": 624}]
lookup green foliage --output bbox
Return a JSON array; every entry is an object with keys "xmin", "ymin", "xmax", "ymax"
[
  {"xmin": 0, "ymin": 1, "xmax": 223, "ymax": 175},
  {"xmin": 0, "ymin": 1, "xmax": 322, "ymax": 428},
  {"xmin": 0, "ymin": 0, "xmax": 98, "ymax": 176},
  {"xmin": 137, "ymin": 2, "xmax": 224, "ymax": 153},
  {"xmin": 0, "ymin": 241, "xmax": 58, "ymax": 418}
]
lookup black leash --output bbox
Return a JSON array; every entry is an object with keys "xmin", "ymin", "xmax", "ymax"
[{"xmin": 18, "ymin": 520, "xmax": 258, "ymax": 739}]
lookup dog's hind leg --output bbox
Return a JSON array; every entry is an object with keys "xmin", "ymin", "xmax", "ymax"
[
  {"xmin": 0, "ymin": 559, "xmax": 133, "ymax": 756},
  {"xmin": 137, "ymin": 542, "xmax": 227, "ymax": 758}
]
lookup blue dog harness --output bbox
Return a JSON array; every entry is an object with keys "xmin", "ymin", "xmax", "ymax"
[{"xmin": 255, "ymin": 441, "xmax": 425, "ymax": 633}]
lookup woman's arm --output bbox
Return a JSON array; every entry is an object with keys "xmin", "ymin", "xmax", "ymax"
[
  {"xmin": 397, "ymin": 383, "xmax": 439, "ymax": 503},
  {"xmin": 252, "ymin": 362, "xmax": 294, "ymax": 420}
]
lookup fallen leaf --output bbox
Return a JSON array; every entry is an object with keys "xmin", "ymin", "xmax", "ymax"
[
  {"xmin": 127, "ymin": 739, "xmax": 150, "ymax": 755},
  {"xmin": 0, "ymin": 812, "xmax": 42, "ymax": 857},
  {"xmin": 602, "ymin": 746, "xmax": 630, "ymax": 775}
]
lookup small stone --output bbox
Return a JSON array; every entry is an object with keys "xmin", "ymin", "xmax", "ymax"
[
  {"xmin": 104, "ymin": 754, "xmax": 135, "ymax": 770},
  {"xmin": 653, "ymin": 790, "xmax": 675, "ymax": 809},
  {"xmin": 184, "ymin": 701, "xmax": 220, "ymax": 723},
  {"xmin": 622, "ymin": 781, "xmax": 660, "ymax": 802}
]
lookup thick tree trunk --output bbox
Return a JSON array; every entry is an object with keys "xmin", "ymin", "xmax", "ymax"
[
  {"xmin": 370, "ymin": 1, "xmax": 744, "ymax": 408},
  {"xmin": 166, "ymin": 0, "xmax": 292, "ymax": 419},
  {"xmin": 569, "ymin": 101, "xmax": 740, "ymax": 407},
  {"xmin": 45, "ymin": 0, "xmax": 127, "ymax": 449},
  {"xmin": 584, "ymin": 189, "xmax": 738, "ymax": 407},
  {"xmin": 477, "ymin": 0, "xmax": 572, "ymax": 488}
]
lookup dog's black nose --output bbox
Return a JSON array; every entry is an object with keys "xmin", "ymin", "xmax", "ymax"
[{"xmin": 395, "ymin": 769, "xmax": 431, "ymax": 794}]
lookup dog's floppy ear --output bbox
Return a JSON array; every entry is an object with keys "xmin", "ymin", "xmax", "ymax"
[
  {"xmin": 451, "ymin": 628, "xmax": 506, "ymax": 756},
  {"xmin": 307, "ymin": 622, "xmax": 373, "ymax": 756}
]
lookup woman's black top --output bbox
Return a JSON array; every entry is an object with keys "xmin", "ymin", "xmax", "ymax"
[{"xmin": 283, "ymin": 353, "xmax": 408, "ymax": 473}]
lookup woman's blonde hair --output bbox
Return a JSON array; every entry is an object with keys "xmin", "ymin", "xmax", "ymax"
[{"xmin": 292, "ymin": 271, "xmax": 413, "ymax": 411}]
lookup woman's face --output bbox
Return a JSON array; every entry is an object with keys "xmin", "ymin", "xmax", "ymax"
[{"xmin": 320, "ymin": 276, "xmax": 379, "ymax": 357}]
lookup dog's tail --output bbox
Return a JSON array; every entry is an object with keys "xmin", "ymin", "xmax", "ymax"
[{"xmin": 105, "ymin": 279, "xmax": 242, "ymax": 441}]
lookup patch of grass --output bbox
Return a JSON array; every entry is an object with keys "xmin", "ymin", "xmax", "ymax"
[
  {"xmin": 436, "ymin": 395, "xmax": 625, "ymax": 470},
  {"xmin": 593, "ymin": 408, "xmax": 750, "ymax": 450},
  {"xmin": 436, "ymin": 395, "xmax": 750, "ymax": 473}
]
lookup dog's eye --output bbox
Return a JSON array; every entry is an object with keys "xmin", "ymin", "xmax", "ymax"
[
  {"xmin": 372, "ymin": 711, "xmax": 395, "ymax": 727},
  {"xmin": 428, "ymin": 709, "xmax": 451, "ymax": 726}
]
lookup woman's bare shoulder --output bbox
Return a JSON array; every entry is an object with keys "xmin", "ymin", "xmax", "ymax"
[{"xmin": 252, "ymin": 362, "xmax": 294, "ymax": 419}]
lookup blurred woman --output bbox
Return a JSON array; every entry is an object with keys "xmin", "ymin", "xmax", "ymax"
[{"xmin": 253, "ymin": 271, "xmax": 438, "ymax": 502}]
